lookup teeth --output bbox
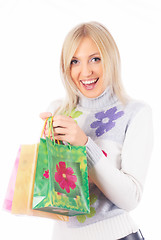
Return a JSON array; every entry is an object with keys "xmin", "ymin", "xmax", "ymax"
[{"xmin": 81, "ymin": 78, "xmax": 98, "ymax": 85}]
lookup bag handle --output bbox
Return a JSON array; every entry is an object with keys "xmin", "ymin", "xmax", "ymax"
[
  {"xmin": 40, "ymin": 117, "xmax": 59, "ymax": 144},
  {"xmin": 41, "ymin": 118, "xmax": 48, "ymax": 138},
  {"xmin": 41, "ymin": 116, "xmax": 71, "ymax": 149},
  {"xmin": 47, "ymin": 116, "xmax": 58, "ymax": 144},
  {"xmin": 48, "ymin": 117, "xmax": 72, "ymax": 149}
]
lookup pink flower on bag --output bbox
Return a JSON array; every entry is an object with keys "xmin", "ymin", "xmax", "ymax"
[
  {"xmin": 55, "ymin": 162, "xmax": 77, "ymax": 193},
  {"xmin": 43, "ymin": 169, "xmax": 49, "ymax": 179}
]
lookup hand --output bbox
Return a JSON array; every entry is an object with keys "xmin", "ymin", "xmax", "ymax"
[{"xmin": 52, "ymin": 115, "xmax": 88, "ymax": 146}]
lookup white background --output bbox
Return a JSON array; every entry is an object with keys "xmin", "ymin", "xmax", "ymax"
[{"xmin": 0, "ymin": 0, "xmax": 161, "ymax": 239}]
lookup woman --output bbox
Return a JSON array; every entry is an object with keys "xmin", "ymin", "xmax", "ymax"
[{"xmin": 40, "ymin": 22, "xmax": 153, "ymax": 240}]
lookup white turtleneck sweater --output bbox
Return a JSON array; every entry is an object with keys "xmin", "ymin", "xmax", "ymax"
[{"xmin": 47, "ymin": 87, "xmax": 153, "ymax": 240}]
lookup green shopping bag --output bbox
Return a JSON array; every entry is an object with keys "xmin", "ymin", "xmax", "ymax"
[{"xmin": 32, "ymin": 117, "xmax": 90, "ymax": 216}]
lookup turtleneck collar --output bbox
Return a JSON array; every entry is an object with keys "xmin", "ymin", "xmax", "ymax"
[{"xmin": 78, "ymin": 86, "xmax": 118, "ymax": 110}]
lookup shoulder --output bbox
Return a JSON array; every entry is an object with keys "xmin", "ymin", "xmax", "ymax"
[
  {"xmin": 46, "ymin": 99, "xmax": 63, "ymax": 114},
  {"xmin": 121, "ymin": 98, "xmax": 153, "ymax": 132},
  {"xmin": 122, "ymin": 98, "xmax": 152, "ymax": 121}
]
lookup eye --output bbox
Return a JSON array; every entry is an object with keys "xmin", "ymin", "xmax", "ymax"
[
  {"xmin": 91, "ymin": 57, "xmax": 101, "ymax": 63},
  {"xmin": 70, "ymin": 59, "xmax": 79, "ymax": 65}
]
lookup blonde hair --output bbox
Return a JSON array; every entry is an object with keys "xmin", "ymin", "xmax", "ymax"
[{"xmin": 56, "ymin": 21, "xmax": 128, "ymax": 115}]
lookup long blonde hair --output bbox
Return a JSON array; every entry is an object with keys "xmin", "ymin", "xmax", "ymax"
[{"xmin": 56, "ymin": 21, "xmax": 128, "ymax": 115}]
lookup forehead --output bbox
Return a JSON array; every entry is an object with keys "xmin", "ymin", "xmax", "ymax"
[{"xmin": 73, "ymin": 37, "xmax": 100, "ymax": 58}]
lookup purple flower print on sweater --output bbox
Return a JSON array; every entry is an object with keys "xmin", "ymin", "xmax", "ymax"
[{"xmin": 90, "ymin": 107, "xmax": 124, "ymax": 137}]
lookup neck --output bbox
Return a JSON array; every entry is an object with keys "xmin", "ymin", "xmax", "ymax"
[{"xmin": 78, "ymin": 86, "xmax": 118, "ymax": 110}]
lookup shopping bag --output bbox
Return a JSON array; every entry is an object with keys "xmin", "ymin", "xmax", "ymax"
[
  {"xmin": 3, "ymin": 146, "xmax": 21, "ymax": 212},
  {"xmin": 32, "ymin": 117, "xmax": 90, "ymax": 216},
  {"xmin": 11, "ymin": 144, "xmax": 38, "ymax": 214},
  {"xmin": 11, "ymin": 143, "xmax": 68, "ymax": 221}
]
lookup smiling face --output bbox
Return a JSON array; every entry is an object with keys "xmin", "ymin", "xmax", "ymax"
[{"xmin": 70, "ymin": 37, "xmax": 107, "ymax": 98}]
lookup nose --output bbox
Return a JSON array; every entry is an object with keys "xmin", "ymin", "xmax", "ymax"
[{"xmin": 80, "ymin": 63, "xmax": 92, "ymax": 77}]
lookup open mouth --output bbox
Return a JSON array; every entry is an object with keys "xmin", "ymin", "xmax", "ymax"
[{"xmin": 80, "ymin": 78, "xmax": 99, "ymax": 90}]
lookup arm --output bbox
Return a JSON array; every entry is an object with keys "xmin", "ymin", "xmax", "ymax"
[{"xmin": 87, "ymin": 105, "xmax": 153, "ymax": 211}]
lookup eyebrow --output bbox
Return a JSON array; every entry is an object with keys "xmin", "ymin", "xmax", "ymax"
[{"xmin": 72, "ymin": 52, "xmax": 100, "ymax": 59}]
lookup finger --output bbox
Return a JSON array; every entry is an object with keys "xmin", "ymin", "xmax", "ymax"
[
  {"xmin": 53, "ymin": 116, "xmax": 74, "ymax": 128},
  {"xmin": 54, "ymin": 134, "xmax": 70, "ymax": 142},
  {"xmin": 53, "ymin": 127, "xmax": 68, "ymax": 135},
  {"xmin": 53, "ymin": 115, "xmax": 74, "ymax": 124},
  {"xmin": 40, "ymin": 112, "xmax": 52, "ymax": 120},
  {"xmin": 53, "ymin": 115, "xmax": 72, "ymax": 121}
]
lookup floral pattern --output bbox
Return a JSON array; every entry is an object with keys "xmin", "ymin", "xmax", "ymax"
[
  {"xmin": 43, "ymin": 169, "xmax": 49, "ymax": 179},
  {"xmin": 76, "ymin": 193, "xmax": 97, "ymax": 223},
  {"xmin": 64, "ymin": 108, "xmax": 83, "ymax": 123},
  {"xmin": 90, "ymin": 107, "xmax": 124, "ymax": 137},
  {"xmin": 55, "ymin": 161, "xmax": 77, "ymax": 193}
]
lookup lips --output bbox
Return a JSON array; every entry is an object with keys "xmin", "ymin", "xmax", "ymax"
[{"xmin": 80, "ymin": 78, "xmax": 99, "ymax": 90}]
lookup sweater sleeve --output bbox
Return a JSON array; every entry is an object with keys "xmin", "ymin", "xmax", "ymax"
[{"xmin": 87, "ymin": 105, "xmax": 153, "ymax": 211}]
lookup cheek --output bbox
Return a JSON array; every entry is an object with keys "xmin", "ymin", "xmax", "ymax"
[
  {"xmin": 70, "ymin": 68, "xmax": 78, "ymax": 83},
  {"xmin": 92, "ymin": 64, "xmax": 103, "ymax": 76},
  {"xmin": 97, "ymin": 65, "xmax": 103, "ymax": 76}
]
